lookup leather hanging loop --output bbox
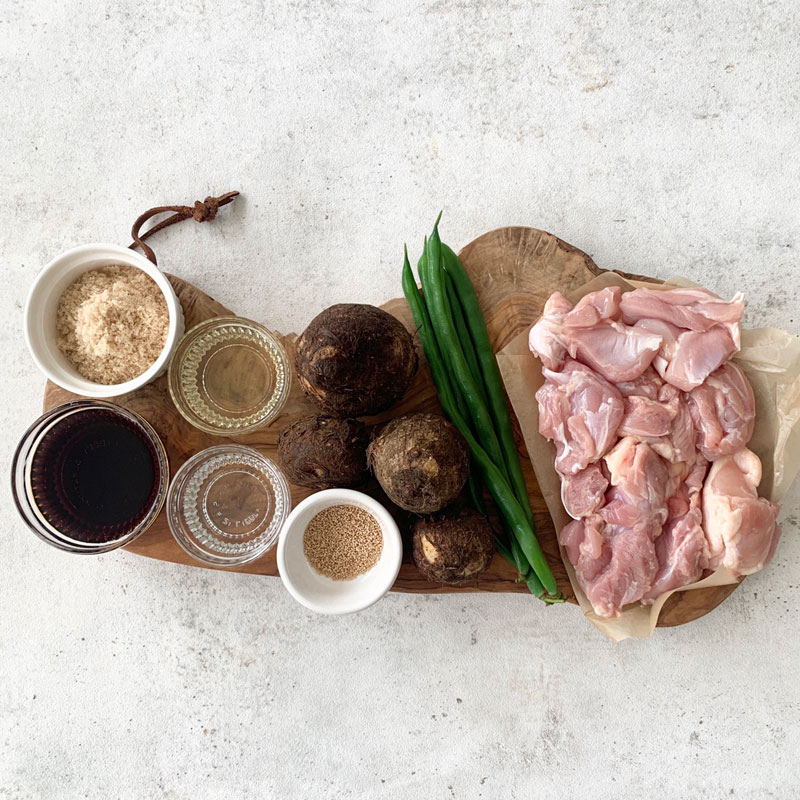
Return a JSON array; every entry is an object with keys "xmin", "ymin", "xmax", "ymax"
[{"xmin": 129, "ymin": 191, "xmax": 239, "ymax": 265}]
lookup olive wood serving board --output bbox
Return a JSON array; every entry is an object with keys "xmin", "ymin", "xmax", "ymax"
[{"xmin": 43, "ymin": 227, "xmax": 738, "ymax": 626}]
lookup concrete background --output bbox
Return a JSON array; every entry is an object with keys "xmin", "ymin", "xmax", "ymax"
[{"xmin": 1, "ymin": 1, "xmax": 799, "ymax": 797}]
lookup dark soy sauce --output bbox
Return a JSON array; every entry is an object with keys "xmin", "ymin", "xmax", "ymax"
[{"xmin": 29, "ymin": 408, "xmax": 160, "ymax": 543}]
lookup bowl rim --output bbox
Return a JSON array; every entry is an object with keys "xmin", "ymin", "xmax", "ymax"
[
  {"xmin": 276, "ymin": 488, "xmax": 403, "ymax": 615},
  {"xmin": 24, "ymin": 242, "xmax": 183, "ymax": 398}
]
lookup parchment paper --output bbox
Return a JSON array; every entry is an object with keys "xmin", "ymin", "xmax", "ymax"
[{"xmin": 497, "ymin": 272, "xmax": 800, "ymax": 641}]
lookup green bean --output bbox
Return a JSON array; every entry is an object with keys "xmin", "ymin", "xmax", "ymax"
[
  {"xmin": 446, "ymin": 273, "xmax": 487, "ymax": 404},
  {"xmin": 441, "ymin": 243, "xmax": 534, "ymax": 524},
  {"xmin": 427, "ymin": 229, "xmax": 556, "ymax": 593},
  {"xmin": 402, "ymin": 247, "xmax": 456, "ymax": 411},
  {"xmin": 421, "ymin": 229, "xmax": 506, "ymax": 472},
  {"xmin": 494, "ymin": 534, "xmax": 544, "ymax": 597},
  {"xmin": 444, "ymin": 269, "xmax": 536, "ymax": 566},
  {"xmin": 420, "ymin": 240, "xmax": 493, "ymax": 514},
  {"xmin": 442, "ymin": 267, "xmax": 494, "ymax": 513}
]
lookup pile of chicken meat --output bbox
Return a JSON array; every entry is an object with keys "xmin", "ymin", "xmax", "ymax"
[{"xmin": 529, "ymin": 285, "xmax": 780, "ymax": 618}]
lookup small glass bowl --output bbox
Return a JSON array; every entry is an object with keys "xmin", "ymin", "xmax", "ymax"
[
  {"xmin": 168, "ymin": 316, "xmax": 291, "ymax": 436},
  {"xmin": 167, "ymin": 444, "xmax": 291, "ymax": 568},
  {"xmin": 11, "ymin": 400, "xmax": 169, "ymax": 554}
]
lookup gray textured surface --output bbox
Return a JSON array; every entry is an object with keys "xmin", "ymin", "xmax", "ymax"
[{"xmin": 1, "ymin": 1, "xmax": 799, "ymax": 798}]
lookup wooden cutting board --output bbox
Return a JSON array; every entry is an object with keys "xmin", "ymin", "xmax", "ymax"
[{"xmin": 42, "ymin": 227, "xmax": 739, "ymax": 626}]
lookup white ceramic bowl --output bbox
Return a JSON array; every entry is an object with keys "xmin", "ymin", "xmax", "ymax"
[
  {"xmin": 277, "ymin": 489, "xmax": 403, "ymax": 615},
  {"xmin": 24, "ymin": 243, "xmax": 185, "ymax": 397}
]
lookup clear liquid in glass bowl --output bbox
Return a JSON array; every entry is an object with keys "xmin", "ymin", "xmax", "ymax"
[{"xmin": 168, "ymin": 316, "xmax": 291, "ymax": 436}]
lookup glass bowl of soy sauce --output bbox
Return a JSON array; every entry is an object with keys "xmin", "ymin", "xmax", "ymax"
[{"xmin": 11, "ymin": 400, "xmax": 169, "ymax": 554}]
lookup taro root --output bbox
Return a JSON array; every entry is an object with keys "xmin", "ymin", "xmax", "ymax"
[
  {"xmin": 277, "ymin": 415, "xmax": 369, "ymax": 489},
  {"xmin": 412, "ymin": 508, "xmax": 494, "ymax": 585},
  {"xmin": 367, "ymin": 413, "xmax": 469, "ymax": 514},
  {"xmin": 294, "ymin": 304, "xmax": 417, "ymax": 416}
]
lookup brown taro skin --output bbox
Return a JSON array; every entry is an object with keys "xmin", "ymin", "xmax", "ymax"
[
  {"xmin": 294, "ymin": 304, "xmax": 418, "ymax": 416},
  {"xmin": 412, "ymin": 509, "xmax": 494, "ymax": 585},
  {"xmin": 277, "ymin": 415, "xmax": 369, "ymax": 489},
  {"xmin": 367, "ymin": 413, "xmax": 469, "ymax": 514}
]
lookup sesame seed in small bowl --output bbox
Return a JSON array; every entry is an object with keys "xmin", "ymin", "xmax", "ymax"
[{"xmin": 277, "ymin": 489, "xmax": 402, "ymax": 615}]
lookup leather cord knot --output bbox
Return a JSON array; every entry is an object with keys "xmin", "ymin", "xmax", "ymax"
[
  {"xmin": 129, "ymin": 190, "xmax": 239, "ymax": 265},
  {"xmin": 193, "ymin": 196, "xmax": 220, "ymax": 222}
]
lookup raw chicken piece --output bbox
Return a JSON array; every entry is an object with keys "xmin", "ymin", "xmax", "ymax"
[
  {"xmin": 634, "ymin": 319, "xmax": 681, "ymax": 378},
  {"xmin": 687, "ymin": 361, "xmax": 756, "ymax": 459},
  {"xmin": 635, "ymin": 318, "xmax": 737, "ymax": 391},
  {"xmin": 561, "ymin": 464, "xmax": 608, "ymax": 519},
  {"xmin": 603, "ymin": 437, "xmax": 670, "ymax": 531},
  {"xmin": 570, "ymin": 323, "xmax": 663, "ymax": 383},
  {"xmin": 530, "ymin": 290, "xmax": 621, "ymax": 368},
  {"xmin": 620, "ymin": 287, "xmax": 744, "ymax": 346},
  {"xmin": 625, "ymin": 288, "xmax": 743, "ymax": 391},
  {"xmin": 558, "ymin": 438, "xmax": 669, "ymax": 617},
  {"xmin": 646, "ymin": 384, "xmax": 696, "ymax": 464},
  {"xmin": 644, "ymin": 457, "xmax": 709, "ymax": 601},
  {"xmin": 662, "ymin": 327, "xmax": 738, "ymax": 392},
  {"xmin": 616, "ymin": 367, "xmax": 663, "ymax": 399},
  {"xmin": 702, "ymin": 449, "xmax": 781, "ymax": 575},
  {"xmin": 678, "ymin": 453, "xmax": 708, "ymax": 496},
  {"xmin": 664, "ymin": 458, "xmax": 691, "ymax": 500},
  {"xmin": 528, "ymin": 292, "xmax": 574, "ymax": 369},
  {"xmin": 559, "ymin": 515, "xmax": 658, "ymax": 618},
  {"xmin": 662, "ymin": 448, "xmax": 705, "ymax": 501},
  {"xmin": 536, "ymin": 360, "xmax": 624, "ymax": 475},
  {"xmin": 562, "ymin": 287, "xmax": 621, "ymax": 327},
  {"xmin": 614, "ymin": 379, "xmax": 695, "ymax": 466},
  {"xmin": 529, "ymin": 289, "xmax": 662, "ymax": 382},
  {"xmin": 618, "ymin": 394, "xmax": 678, "ymax": 438}
]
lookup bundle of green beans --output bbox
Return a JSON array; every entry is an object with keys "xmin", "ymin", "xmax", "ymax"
[{"xmin": 402, "ymin": 217, "xmax": 562, "ymax": 602}]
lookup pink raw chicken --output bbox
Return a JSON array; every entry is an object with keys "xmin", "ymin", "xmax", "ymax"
[
  {"xmin": 559, "ymin": 515, "xmax": 658, "ymax": 619},
  {"xmin": 529, "ymin": 288, "xmax": 662, "ymax": 383},
  {"xmin": 644, "ymin": 457, "xmax": 709, "ymax": 601},
  {"xmin": 620, "ymin": 287, "xmax": 744, "ymax": 342},
  {"xmin": 702, "ymin": 449, "xmax": 781, "ymax": 575},
  {"xmin": 614, "ymin": 374, "xmax": 696, "ymax": 466},
  {"xmin": 646, "ymin": 384, "xmax": 696, "ymax": 465},
  {"xmin": 687, "ymin": 361, "xmax": 756, "ymax": 460},
  {"xmin": 634, "ymin": 318, "xmax": 737, "ymax": 392},
  {"xmin": 618, "ymin": 393, "xmax": 678, "ymax": 438},
  {"xmin": 561, "ymin": 287, "xmax": 621, "ymax": 326},
  {"xmin": 536, "ymin": 360, "xmax": 624, "ymax": 475},
  {"xmin": 616, "ymin": 367, "xmax": 663, "ymax": 399},
  {"xmin": 623, "ymin": 288, "xmax": 744, "ymax": 391},
  {"xmin": 603, "ymin": 437, "xmax": 670, "ymax": 532},
  {"xmin": 664, "ymin": 328, "xmax": 738, "ymax": 392},
  {"xmin": 561, "ymin": 464, "xmax": 608, "ymax": 519},
  {"xmin": 533, "ymin": 285, "xmax": 781, "ymax": 620},
  {"xmin": 558, "ymin": 438, "xmax": 670, "ymax": 617}
]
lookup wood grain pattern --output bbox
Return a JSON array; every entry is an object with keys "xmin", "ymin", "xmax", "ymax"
[{"xmin": 42, "ymin": 226, "xmax": 738, "ymax": 626}]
